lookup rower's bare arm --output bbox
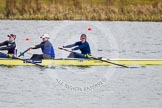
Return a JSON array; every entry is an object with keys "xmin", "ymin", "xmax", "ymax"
[{"xmin": 29, "ymin": 46, "xmax": 35, "ymax": 50}]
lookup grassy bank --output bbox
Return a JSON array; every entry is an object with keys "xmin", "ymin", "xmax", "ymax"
[{"xmin": 0, "ymin": 0, "xmax": 162, "ymax": 21}]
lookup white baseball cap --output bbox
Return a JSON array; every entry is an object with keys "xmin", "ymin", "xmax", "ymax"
[{"xmin": 40, "ymin": 34, "xmax": 50, "ymax": 39}]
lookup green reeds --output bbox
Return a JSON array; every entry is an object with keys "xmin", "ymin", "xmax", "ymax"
[{"xmin": 0, "ymin": 0, "xmax": 162, "ymax": 21}]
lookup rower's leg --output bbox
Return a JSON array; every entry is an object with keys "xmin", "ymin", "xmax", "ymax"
[
  {"xmin": 75, "ymin": 53, "xmax": 85, "ymax": 58},
  {"xmin": 31, "ymin": 54, "xmax": 43, "ymax": 60},
  {"xmin": 0, "ymin": 52, "xmax": 8, "ymax": 58},
  {"xmin": 68, "ymin": 52, "xmax": 85, "ymax": 58},
  {"xmin": 68, "ymin": 52, "xmax": 76, "ymax": 58}
]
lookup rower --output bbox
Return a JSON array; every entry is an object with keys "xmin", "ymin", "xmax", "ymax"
[
  {"xmin": 28, "ymin": 34, "xmax": 55, "ymax": 60},
  {"xmin": 0, "ymin": 34, "xmax": 17, "ymax": 58},
  {"xmin": 61, "ymin": 34, "xmax": 91, "ymax": 58}
]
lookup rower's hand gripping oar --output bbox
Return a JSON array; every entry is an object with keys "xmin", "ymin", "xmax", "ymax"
[
  {"xmin": 58, "ymin": 47, "xmax": 129, "ymax": 68},
  {"xmin": 58, "ymin": 47, "xmax": 72, "ymax": 53}
]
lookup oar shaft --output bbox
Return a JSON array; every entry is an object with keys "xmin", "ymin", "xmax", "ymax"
[
  {"xmin": 18, "ymin": 48, "xmax": 30, "ymax": 57},
  {"xmin": 0, "ymin": 51, "xmax": 45, "ymax": 67},
  {"xmin": 58, "ymin": 47, "xmax": 129, "ymax": 68},
  {"xmin": 92, "ymin": 57, "xmax": 128, "ymax": 68},
  {"xmin": 58, "ymin": 47, "xmax": 72, "ymax": 52},
  {"xmin": 12, "ymin": 56, "xmax": 45, "ymax": 67}
]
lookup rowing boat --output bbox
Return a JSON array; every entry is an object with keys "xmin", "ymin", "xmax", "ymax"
[{"xmin": 0, "ymin": 58, "xmax": 162, "ymax": 66}]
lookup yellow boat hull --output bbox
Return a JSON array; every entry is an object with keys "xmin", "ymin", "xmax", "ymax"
[{"xmin": 0, "ymin": 58, "xmax": 162, "ymax": 66}]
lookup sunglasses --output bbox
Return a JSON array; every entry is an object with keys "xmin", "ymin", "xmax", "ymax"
[{"xmin": 8, "ymin": 36, "xmax": 13, "ymax": 38}]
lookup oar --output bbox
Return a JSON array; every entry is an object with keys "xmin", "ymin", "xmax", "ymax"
[
  {"xmin": 58, "ymin": 47, "xmax": 72, "ymax": 53},
  {"xmin": 18, "ymin": 48, "xmax": 30, "ymax": 57},
  {"xmin": 90, "ymin": 57, "xmax": 128, "ymax": 68},
  {"xmin": 12, "ymin": 56, "xmax": 45, "ymax": 67},
  {"xmin": 1, "ymin": 52, "xmax": 46, "ymax": 67},
  {"xmin": 58, "ymin": 47, "xmax": 129, "ymax": 68}
]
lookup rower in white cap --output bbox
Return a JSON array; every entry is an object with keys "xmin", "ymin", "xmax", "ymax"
[{"xmin": 28, "ymin": 34, "xmax": 55, "ymax": 60}]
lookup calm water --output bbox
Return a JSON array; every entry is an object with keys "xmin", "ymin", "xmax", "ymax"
[{"xmin": 0, "ymin": 20, "xmax": 162, "ymax": 108}]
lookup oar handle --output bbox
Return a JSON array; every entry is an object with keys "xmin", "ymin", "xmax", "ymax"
[{"xmin": 58, "ymin": 47, "xmax": 73, "ymax": 52}]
